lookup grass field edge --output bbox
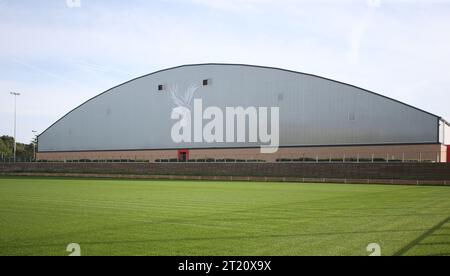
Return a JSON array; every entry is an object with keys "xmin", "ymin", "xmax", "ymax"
[{"xmin": 1, "ymin": 172, "xmax": 449, "ymax": 187}]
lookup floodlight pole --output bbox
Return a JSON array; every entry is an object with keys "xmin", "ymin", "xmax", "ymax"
[
  {"xmin": 10, "ymin": 92, "xmax": 20, "ymax": 162},
  {"xmin": 32, "ymin": 130, "xmax": 38, "ymax": 162}
]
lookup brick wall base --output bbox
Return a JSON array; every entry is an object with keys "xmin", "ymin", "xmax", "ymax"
[{"xmin": 1, "ymin": 162, "xmax": 449, "ymax": 181}]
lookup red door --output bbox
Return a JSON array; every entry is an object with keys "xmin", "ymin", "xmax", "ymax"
[
  {"xmin": 178, "ymin": 150, "xmax": 190, "ymax": 162},
  {"xmin": 447, "ymin": 146, "xmax": 450, "ymax": 163}
]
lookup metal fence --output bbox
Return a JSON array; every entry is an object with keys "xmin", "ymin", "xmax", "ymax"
[{"xmin": 2, "ymin": 150, "xmax": 446, "ymax": 163}]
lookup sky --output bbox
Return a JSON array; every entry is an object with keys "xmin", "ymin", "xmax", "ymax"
[{"xmin": 1, "ymin": 0, "xmax": 450, "ymax": 143}]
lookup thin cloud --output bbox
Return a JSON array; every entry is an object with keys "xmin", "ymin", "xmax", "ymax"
[
  {"xmin": 347, "ymin": 2, "xmax": 379, "ymax": 64},
  {"xmin": 8, "ymin": 57, "xmax": 83, "ymax": 87}
]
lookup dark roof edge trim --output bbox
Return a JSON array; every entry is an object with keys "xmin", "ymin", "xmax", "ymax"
[{"xmin": 440, "ymin": 118, "xmax": 450, "ymax": 126}]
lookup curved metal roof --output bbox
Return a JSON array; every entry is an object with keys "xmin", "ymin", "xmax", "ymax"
[{"xmin": 39, "ymin": 63, "xmax": 441, "ymax": 138}]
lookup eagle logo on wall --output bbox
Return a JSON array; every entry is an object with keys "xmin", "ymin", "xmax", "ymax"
[{"xmin": 169, "ymin": 83, "xmax": 201, "ymax": 127}]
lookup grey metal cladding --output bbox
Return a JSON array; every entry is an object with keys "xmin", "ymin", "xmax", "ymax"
[{"xmin": 38, "ymin": 64, "xmax": 440, "ymax": 152}]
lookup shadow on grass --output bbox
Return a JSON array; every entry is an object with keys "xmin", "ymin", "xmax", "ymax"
[{"xmin": 394, "ymin": 215, "xmax": 450, "ymax": 256}]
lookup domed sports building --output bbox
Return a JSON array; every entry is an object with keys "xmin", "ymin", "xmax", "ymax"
[{"xmin": 37, "ymin": 64, "xmax": 450, "ymax": 163}]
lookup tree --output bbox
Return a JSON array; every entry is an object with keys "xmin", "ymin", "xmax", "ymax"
[
  {"xmin": 0, "ymin": 136, "xmax": 13, "ymax": 160},
  {"xmin": 0, "ymin": 135, "xmax": 34, "ymax": 161}
]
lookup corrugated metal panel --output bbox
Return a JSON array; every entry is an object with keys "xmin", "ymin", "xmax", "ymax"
[
  {"xmin": 445, "ymin": 123, "xmax": 450, "ymax": 145},
  {"xmin": 38, "ymin": 64, "xmax": 440, "ymax": 152},
  {"xmin": 439, "ymin": 120, "xmax": 450, "ymax": 145}
]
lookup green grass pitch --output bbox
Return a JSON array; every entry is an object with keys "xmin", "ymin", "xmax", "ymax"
[{"xmin": 0, "ymin": 177, "xmax": 449, "ymax": 256}]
